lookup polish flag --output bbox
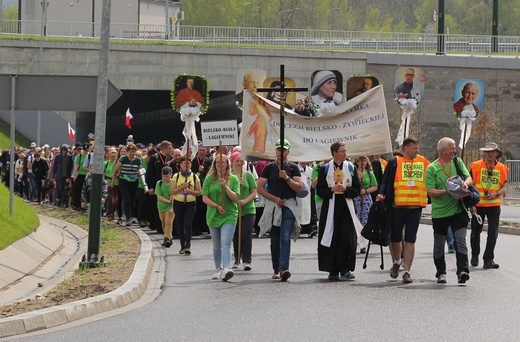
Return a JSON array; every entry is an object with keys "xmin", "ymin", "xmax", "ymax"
[
  {"xmin": 125, "ymin": 108, "xmax": 133, "ymax": 129},
  {"xmin": 68, "ymin": 122, "xmax": 76, "ymax": 142}
]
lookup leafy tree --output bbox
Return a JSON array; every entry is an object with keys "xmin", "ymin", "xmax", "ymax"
[{"xmin": 2, "ymin": 4, "xmax": 18, "ymax": 20}]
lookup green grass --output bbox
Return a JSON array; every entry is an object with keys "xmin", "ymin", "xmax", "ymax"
[
  {"xmin": 0, "ymin": 183, "xmax": 39, "ymax": 250},
  {"xmin": 0, "ymin": 119, "xmax": 31, "ymax": 150}
]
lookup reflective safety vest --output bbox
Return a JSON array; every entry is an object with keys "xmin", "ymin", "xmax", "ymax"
[
  {"xmin": 470, "ymin": 159, "xmax": 508, "ymax": 207},
  {"xmin": 394, "ymin": 155, "xmax": 429, "ymax": 207}
]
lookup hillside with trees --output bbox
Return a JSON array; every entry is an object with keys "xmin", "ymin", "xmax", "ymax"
[{"xmin": 181, "ymin": 0, "xmax": 520, "ymax": 36}]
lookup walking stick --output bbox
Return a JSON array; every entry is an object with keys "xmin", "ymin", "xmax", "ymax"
[
  {"xmin": 219, "ymin": 141, "xmax": 225, "ymax": 208},
  {"xmin": 184, "ymin": 138, "xmax": 190, "ymax": 204},
  {"xmin": 237, "ymin": 165, "xmax": 243, "ymax": 266}
]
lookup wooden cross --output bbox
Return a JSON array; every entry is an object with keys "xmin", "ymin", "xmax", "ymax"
[{"xmin": 256, "ymin": 64, "xmax": 307, "ymax": 169}]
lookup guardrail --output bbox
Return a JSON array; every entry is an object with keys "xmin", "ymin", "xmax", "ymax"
[
  {"xmin": 2, "ymin": 20, "xmax": 520, "ymax": 56},
  {"xmin": 506, "ymin": 160, "xmax": 520, "ymax": 200}
]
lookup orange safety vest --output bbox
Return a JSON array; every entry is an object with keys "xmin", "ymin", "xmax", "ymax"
[
  {"xmin": 470, "ymin": 159, "xmax": 508, "ymax": 207},
  {"xmin": 394, "ymin": 155, "xmax": 429, "ymax": 207}
]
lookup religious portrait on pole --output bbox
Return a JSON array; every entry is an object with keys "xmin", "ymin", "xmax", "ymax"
[
  {"xmin": 171, "ymin": 74, "xmax": 209, "ymax": 156},
  {"xmin": 235, "ymin": 68, "xmax": 267, "ymax": 108},
  {"xmin": 171, "ymin": 74, "xmax": 209, "ymax": 114},
  {"xmin": 393, "ymin": 67, "xmax": 425, "ymax": 103},
  {"xmin": 263, "ymin": 77, "xmax": 297, "ymax": 109},
  {"xmin": 453, "ymin": 79, "xmax": 485, "ymax": 149},
  {"xmin": 346, "ymin": 76, "xmax": 380, "ymax": 100}
]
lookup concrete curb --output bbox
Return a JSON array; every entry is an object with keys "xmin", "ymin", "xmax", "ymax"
[
  {"xmin": 0, "ymin": 215, "xmax": 88, "ymax": 306},
  {"xmin": 0, "ymin": 227, "xmax": 154, "ymax": 338}
]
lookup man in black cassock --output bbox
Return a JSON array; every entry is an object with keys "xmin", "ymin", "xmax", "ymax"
[{"xmin": 316, "ymin": 142, "xmax": 361, "ymax": 281}]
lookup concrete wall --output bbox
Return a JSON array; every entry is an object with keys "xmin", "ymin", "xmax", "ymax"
[
  {"xmin": 1, "ymin": 39, "xmax": 520, "ymax": 159},
  {"xmin": 0, "ymin": 41, "xmax": 368, "ymax": 91},
  {"xmin": 367, "ymin": 53, "xmax": 520, "ymax": 159}
]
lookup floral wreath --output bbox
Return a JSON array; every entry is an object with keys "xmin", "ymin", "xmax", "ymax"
[
  {"xmin": 170, "ymin": 73, "xmax": 210, "ymax": 114},
  {"xmin": 453, "ymin": 101, "xmax": 480, "ymax": 120}
]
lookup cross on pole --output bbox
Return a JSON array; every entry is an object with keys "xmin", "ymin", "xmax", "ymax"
[{"xmin": 257, "ymin": 64, "xmax": 307, "ymax": 170}]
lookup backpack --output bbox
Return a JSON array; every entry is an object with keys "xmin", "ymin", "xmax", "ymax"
[
  {"xmin": 361, "ymin": 201, "xmax": 391, "ymax": 247},
  {"xmin": 452, "ymin": 157, "xmax": 481, "ymax": 210},
  {"xmin": 360, "ymin": 201, "xmax": 392, "ymax": 270}
]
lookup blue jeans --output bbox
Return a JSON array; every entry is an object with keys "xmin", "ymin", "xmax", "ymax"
[
  {"xmin": 26, "ymin": 172, "xmax": 37, "ymax": 200},
  {"xmin": 270, "ymin": 206, "xmax": 294, "ymax": 273},
  {"xmin": 209, "ymin": 223, "xmax": 236, "ymax": 270}
]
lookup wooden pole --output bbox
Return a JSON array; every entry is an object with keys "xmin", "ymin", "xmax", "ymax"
[
  {"xmin": 461, "ymin": 122, "xmax": 467, "ymax": 160},
  {"xmin": 184, "ymin": 138, "xmax": 190, "ymax": 204},
  {"xmin": 237, "ymin": 162, "xmax": 243, "ymax": 266},
  {"xmin": 219, "ymin": 140, "xmax": 225, "ymax": 207}
]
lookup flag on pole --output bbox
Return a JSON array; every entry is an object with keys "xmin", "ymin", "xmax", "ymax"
[
  {"xmin": 125, "ymin": 108, "xmax": 133, "ymax": 129},
  {"xmin": 68, "ymin": 122, "xmax": 75, "ymax": 142}
]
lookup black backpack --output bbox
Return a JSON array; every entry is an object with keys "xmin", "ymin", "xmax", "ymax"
[{"xmin": 360, "ymin": 201, "xmax": 392, "ymax": 270}]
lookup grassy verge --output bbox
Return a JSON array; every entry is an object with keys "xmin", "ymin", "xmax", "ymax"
[
  {"xmin": 0, "ymin": 184, "xmax": 39, "ymax": 250},
  {"xmin": 0, "ymin": 119, "xmax": 31, "ymax": 150}
]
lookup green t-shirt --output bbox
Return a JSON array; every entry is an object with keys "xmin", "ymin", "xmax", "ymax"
[
  {"xmin": 75, "ymin": 153, "xmax": 88, "ymax": 176},
  {"xmin": 426, "ymin": 158, "xmax": 470, "ymax": 219},
  {"xmin": 202, "ymin": 174, "xmax": 239, "ymax": 227},
  {"xmin": 155, "ymin": 179, "xmax": 173, "ymax": 212},
  {"xmin": 360, "ymin": 170, "xmax": 378, "ymax": 189},
  {"xmin": 233, "ymin": 170, "xmax": 257, "ymax": 217},
  {"xmin": 104, "ymin": 160, "xmax": 119, "ymax": 186},
  {"xmin": 311, "ymin": 162, "xmax": 323, "ymax": 204}
]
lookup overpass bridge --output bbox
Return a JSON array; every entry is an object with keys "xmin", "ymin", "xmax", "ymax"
[{"xmin": 1, "ymin": 26, "xmax": 520, "ymax": 159}]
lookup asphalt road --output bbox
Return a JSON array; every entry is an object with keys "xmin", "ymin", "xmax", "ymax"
[{"xmin": 6, "ymin": 224, "xmax": 520, "ymax": 342}]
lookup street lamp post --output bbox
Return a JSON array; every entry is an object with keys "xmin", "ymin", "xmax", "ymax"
[
  {"xmin": 276, "ymin": 8, "xmax": 299, "ymax": 29},
  {"xmin": 243, "ymin": 2, "xmax": 251, "ymax": 27},
  {"xmin": 328, "ymin": 7, "xmax": 340, "ymax": 30},
  {"xmin": 165, "ymin": 0, "xmax": 170, "ymax": 40},
  {"xmin": 38, "ymin": 0, "xmax": 49, "ymax": 146}
]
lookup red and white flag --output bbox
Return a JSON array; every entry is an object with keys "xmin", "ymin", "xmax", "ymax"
[
  {"xmin": 125, "ymin": 108, "xmax": 133, "ymax": 129},
  {"xmin": 67, "ymin": 122, "xmax": 75, "ymax": 142}
]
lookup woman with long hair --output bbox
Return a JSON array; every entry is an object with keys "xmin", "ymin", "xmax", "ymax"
[
  {"xmin": 202, "ymin": 154, "xmax": 240, "ymax": 282},
  {"xmin": 230, "ymin": 152, "xmax": 257, "ymax": 271}
]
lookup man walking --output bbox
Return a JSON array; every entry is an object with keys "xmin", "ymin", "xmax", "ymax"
[
  {"xmin": 470, "ymin": 142, "xmax": 509, "ymax": 269},
  {"xmin": 257, "ymin": 139, "xmax": 302, "ymax": 281},
  {"xmin": 316, "ymin": 142, "xmax": 361, "ymax": 281},
  {"xmin": 378, "ymin": 137, "xmax": 429, "ymax": 283},
  {"xmin": 426, "ymin": 137, "xmax": 472, "ymax": 284}
]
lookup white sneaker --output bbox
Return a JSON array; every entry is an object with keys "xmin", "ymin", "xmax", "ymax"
[
  {"xmin": 231, "ymin": 263, "xmax": 239, "ymax": 269},
  {"xmin": 221, "ymin": 267, "xmax": 234, "ymax": 282},
  {"xmin": 244, "ymin": 263, "xmax": 252, "ymax": 271},
  {"xmin": 437, "ymin": 273, "xmax": 447, "ymax": 284},
  {"xmin": 212, "ymin": 270, "xmax": 221, "ymax": 280}
]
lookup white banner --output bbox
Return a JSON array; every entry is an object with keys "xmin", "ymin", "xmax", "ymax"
[{"xmin": 241, "ymin": 85, "xmax": 392, "ymax": 161}]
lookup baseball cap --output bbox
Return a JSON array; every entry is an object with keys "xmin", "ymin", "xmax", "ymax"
[
  {"xmin": 275, "ymin": 139, "xmax": 290, "ymax": 150},
  {"xmin": 30, "ymin": 142, "xmax": 36, "ymax": 148}
]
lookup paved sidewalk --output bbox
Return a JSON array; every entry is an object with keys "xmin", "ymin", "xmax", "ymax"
[
  {"xmin": 0, "ymin": 205, "xmax": 518, "ymax": 338},
  {"xmin": 0, "ymin": 216, "xmax": 156, "ymax": 339}
]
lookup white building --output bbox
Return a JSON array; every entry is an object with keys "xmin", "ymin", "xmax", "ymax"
[{"xmin": 19, "ymin": 0, "xmax": 182, "ymax": 39}]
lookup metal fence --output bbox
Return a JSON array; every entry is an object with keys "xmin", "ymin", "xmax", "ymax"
[
  {"xmin": 505, "ymin": 160, "xmax": 520, "ymax": 200},
  {"xmin": 2, "ymin": 20, "xmax": 520, "ymax": 56}
]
